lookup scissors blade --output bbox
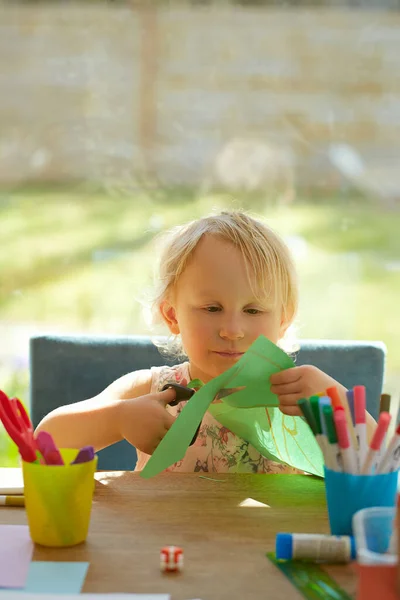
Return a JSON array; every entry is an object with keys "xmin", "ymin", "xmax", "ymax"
[{"xmin": 214, "ymin": 386, "xmax": 246, "ymax": 400}]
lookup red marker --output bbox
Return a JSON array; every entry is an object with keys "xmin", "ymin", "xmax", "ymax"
[
  {"xmin": 334, "ymin": 410, "xmax": 358, "ymax": 474},
  {"xmin": 361, "ymin": 412, "xmax": 391, "ymax": 475},
  {"xmin": 354, "ymin": 385, "xmax": 367, "ymax": 471},
  {"xmin": 376, "ymin": 423, "xmax": 400, "ymax": 474}
]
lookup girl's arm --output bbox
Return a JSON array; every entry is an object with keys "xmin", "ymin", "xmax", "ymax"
[
  {"xmin": 270, "ymin": 365, "xmax": 378, "ymax": 437},
  {"xmin": 35, "ymin": 369, "xmax": 154, "ymax": 452}
]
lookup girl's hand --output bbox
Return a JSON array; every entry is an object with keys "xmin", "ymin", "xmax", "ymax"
[
  {"xmin": 117, "ymin": 387, "xmax": 177, "ymax": 454},
  {"xmin": 270, "ymin": 365, "xmax": 346, "ymax": 416}
]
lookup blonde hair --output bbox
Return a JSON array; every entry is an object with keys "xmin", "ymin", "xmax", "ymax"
[{"xmin": 151, "ymin": 211, "xmax": 298, "ymax": 344}]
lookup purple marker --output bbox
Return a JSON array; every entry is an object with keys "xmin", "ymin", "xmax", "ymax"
[
  {"xmin": 71, "ymin": 446, "xmax": 95, "ymax": 465},
  {"xmin": 36, "ymin": 430, "xmax": 64, "ymax": 465}
]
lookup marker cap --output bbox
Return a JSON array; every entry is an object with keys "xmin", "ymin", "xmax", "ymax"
[
  {"xmin": 326, "ymin": 387, "xmax": 343, "ymax": 410},
  {"xmin": 353, "ymin": 386, "xmax": 366, "ymax": 424},
  {"xmin": 276, "ymin": 533, "xmax": 293, "ymax": 560},
  {"xmin": 334, "ymin": 410, "xmax": 351, "ymax": 449}
]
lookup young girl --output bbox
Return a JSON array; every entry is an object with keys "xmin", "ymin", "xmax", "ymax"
[{"xmin": 36, "ymin": 210, "xmax": 374, "ymax": 473}]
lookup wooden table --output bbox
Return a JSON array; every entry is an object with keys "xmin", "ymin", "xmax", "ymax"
[{"xmin": 0, "ymin": 472, "xmax": 357, "ymax": 599}]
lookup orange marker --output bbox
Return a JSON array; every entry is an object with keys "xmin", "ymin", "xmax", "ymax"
[{"xmin": 326, "ymin": 386, "xmax": 343, "ymax": 410}]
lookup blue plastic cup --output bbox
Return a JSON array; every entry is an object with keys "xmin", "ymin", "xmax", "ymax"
[{"xmin": 324, "ymin": 467, "xmax": 398, "ymax": 536}]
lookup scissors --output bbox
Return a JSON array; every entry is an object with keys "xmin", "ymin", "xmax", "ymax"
[
  {"xmin": 161, "ymin": 383, "xmax": 245, "ymax": 446},
  {"xmin": 162, "ymin": 383, "xmax": 201, "ymax": 446},
  {"xmin": 0, "ymin": 390, "xmax": 38, "ymax": 463},
  {"xmin": 161, "ymin": 383, "xmax": 244, "ymax": 446}
]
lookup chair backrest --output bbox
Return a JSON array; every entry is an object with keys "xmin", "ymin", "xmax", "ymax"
[{"xmin": 30, "ymin": 335, "xmax": 386, "ymax": 470}]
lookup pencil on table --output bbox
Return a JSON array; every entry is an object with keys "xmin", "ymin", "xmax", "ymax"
[{"xmin": 0, "ymin": 495, "xmax": 25, "ymax": 507}]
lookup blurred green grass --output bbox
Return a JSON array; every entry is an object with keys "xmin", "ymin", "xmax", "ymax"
[{"xmin": 1, "ymin": 186, "xmax": 399, "ymax": 465}]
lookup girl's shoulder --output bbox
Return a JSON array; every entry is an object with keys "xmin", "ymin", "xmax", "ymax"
[{"xmin": 150, "ymin": 362, "xmax": 191, "ymax": 393}]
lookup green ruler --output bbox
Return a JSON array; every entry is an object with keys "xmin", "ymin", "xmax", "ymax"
[{"xmin": 266, "ymin": 552, "xmax": 354, "ymax": 600}]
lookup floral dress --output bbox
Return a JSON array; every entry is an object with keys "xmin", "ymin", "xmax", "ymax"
[{"xmin": 134, "ymin": 362, "xmax": 298, "ymax": 474}]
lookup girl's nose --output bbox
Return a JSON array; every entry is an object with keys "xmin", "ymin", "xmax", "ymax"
[{"xmin": 219, "ymin": 317, "xmax": 245, "ymax": 340}]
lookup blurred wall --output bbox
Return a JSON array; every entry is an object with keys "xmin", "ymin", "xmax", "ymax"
[{"xmin": 1, "ymin": 4, "xmax": 400, "ymax": 191}]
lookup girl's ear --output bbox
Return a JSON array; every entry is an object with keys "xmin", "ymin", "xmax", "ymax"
[{"xmin": 159, "ymin": 300, "xmax": 180, "ymax": 335}]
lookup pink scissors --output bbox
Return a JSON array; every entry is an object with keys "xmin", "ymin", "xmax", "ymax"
[{"xmin": 0, "ymin": 390, "xmax": 38, "ymax": 463}]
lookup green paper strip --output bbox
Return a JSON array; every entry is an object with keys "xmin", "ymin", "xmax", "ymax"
[
  {"xmin": 140, "ymin": 366, "xmax": 237, "ymax": 478},
  {"xmin": 266, "ymin": 552, "xmax": 353, "ymax": 600},
  {"xmin": 141, "ymin": 336, "xmax": 324, "ymax": 478}
]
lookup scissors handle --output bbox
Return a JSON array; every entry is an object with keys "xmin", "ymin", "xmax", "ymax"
[
  {"xmin": 161, "ymin": 383, "xmax": 200, "ymax": 446},
  {"xmin": 162, "ymin": 383, "xmax": 195, "ymax": 407},
  {"xmin": 0, "ymin": 392, "xmax": 37, "ymax": 463}
]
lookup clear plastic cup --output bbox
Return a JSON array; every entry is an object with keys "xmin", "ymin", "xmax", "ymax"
[{"xmin": 352, "ymin": 506, "xmax": 397, "ymax": 565}]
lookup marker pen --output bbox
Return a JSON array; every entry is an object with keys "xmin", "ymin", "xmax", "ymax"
[
  {"xmin": 380, "ymin": 394, "xmax": 391, "ymax": 414},
  {"xmin": 318, "ymin": 396, "xmax": 332, "ymax": 438},
  {"xmin": 376, "ymin": 423, "xmax": 400, "ymax": 474},
  {"xmin": 326, "ymin": 386, "xmax": 343, "ymax": 410},
  {"xmin": 318, "ymin": 397, "xmax": 333, "ymax": 469},
  {"xmin": 322, "ymin": 404, "xmax": 342, "ymax": 472},
  {"xmin": 334, "ymin": 410, "xmax": 358, "ymax": 474},
  {"xmin": 276, "ymin": 533, "xmax": 356, "ymax": 563},
  {"xmin": 353, "ymin": 385, "xmax": 367, "ymax": 473},
  {"xmin": 298, "ymin": 398, "xmax": 328, "ymax": 465},
  {"xmin": 361, "ymin": 412, "xmax": 391, "ymax": 475},
  {"xmin": 346, "ymin": 389, "xmax": 355, "ymax": 426},
  {"xmin": 309, "ymin": 395, "xmax": 328, "ymax": 461},
  {"xmin": 71, "ymin": 446, "xmax": 95, "ymax": 465},
  {"xmin": 36, "ymin": 431, "xmax": 64, "ymax": 466},
  {"xmin": 327, "ymin": 386, "xmax": 358, "ymax": 451},
  {"xmin": 375, "ymin": 394, "xmax": 391, "ymax": 465}
]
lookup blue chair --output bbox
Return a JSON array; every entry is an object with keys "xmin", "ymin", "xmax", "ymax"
[{"xmin": 30, "ymin": 335, "xmax": 386, "ymax": 470}]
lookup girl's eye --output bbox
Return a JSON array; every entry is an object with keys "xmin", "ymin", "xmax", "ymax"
[
  {"xmin": 245, "ymin": 308, "xmax": 262, "ymax": 315},
  {"xmin": 204, "ymin": 306, "xmax": 221, "ymax": 312}
]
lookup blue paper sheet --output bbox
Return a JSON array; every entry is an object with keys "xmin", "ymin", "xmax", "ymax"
[{"xmin": 7, "ymin": 562, "xmax": 89, "ymax": 594}]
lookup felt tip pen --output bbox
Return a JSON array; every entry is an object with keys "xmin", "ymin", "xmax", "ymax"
[
  {"xmin": 327, "ymin": 386, "xmax": 358, "ymax": 451},
  {"xmin": 346, "ymin": 389, "xmax": 356, "ymax": 426},
  {"xmin": 276, "ymin": 533, "xmax": 356, "ymax": 563},
  {"xmin": 361, "ymin": 412, "xmax": 391, "ymax": 475},
  {"xmin": 376, "ymin": 423, "xmax": 400, "ymax": 474},
  {"xmin": 353, "ymin": 385, "xmax": 368, "ymax": 473},
  {"xmin": 326, "ymin": 387, "xmax": 343, "ymax": 411},
  {"xmin": 377, "ymin": 394, "xmax": 391, "ymax": 466},
  {"xmin": 318, "ymin": 397, "xmax": 333, "ymax": 469},
  {"xmin": 0, "ymin": 495, "xmax": 25, "ymax": 507},
  {"xmin": 71, "ymin": 446, "xmax": 95, "ymax": 465},
  {"xmin": 380, "ymin": 394, "xmax": 391, "ymax": 414},
  {"xmin": 298, "ymin": 399, "xmax": 328, "ymax": 464},
  {"xmin": 308, "ymin": 396, "xmax": 329, "ymax": 462},
  {"xmin": 334, "ymin": 410, "xmax": 358, "ymax": 474},
  {"xmin": 36, "ymin": 431, "xmax": 64, "ymax": 466},
  {"xmin": 322, "ymin": 404, "xmax": 342, "ymax": 472}
]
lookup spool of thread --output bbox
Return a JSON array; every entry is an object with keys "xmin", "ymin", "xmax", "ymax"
[{"xmin": 276, "ymin": 533, "xmax": 356, "ymax": 563}]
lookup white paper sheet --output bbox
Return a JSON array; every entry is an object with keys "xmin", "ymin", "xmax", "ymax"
[
  {"xmin": 0, "ymin": 468, "xmax": 24, "ymax": 494},
  {"xmin": 0, "ymin": 594, "xmax": 170, "ymax": 599}
]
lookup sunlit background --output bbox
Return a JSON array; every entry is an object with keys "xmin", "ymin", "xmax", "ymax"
[{"xmin": 1, "ymin": 0, "xmax": 400, "ymax": 465}]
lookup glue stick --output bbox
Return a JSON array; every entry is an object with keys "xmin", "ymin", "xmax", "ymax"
[{"xmin": 276, "ymin": 533, "xmax": 356, "ymax": 563}]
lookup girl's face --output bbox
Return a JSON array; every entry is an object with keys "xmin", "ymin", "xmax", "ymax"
[{"xmin": 160, "ymin": 235, "xmax": 288, "ymax": 383}]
